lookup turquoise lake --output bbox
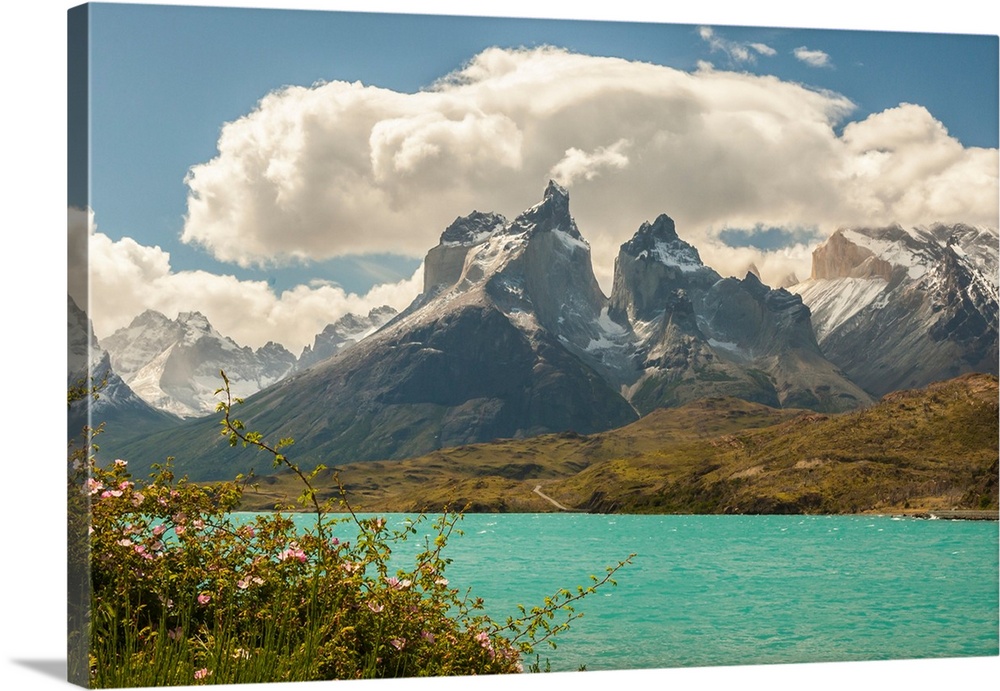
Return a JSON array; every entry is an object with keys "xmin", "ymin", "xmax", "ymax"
[{"xmin": 276, "ymin": 513, "xmax": 999, "ymax": 672}]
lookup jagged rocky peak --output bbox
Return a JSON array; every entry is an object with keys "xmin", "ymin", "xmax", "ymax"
[
  {"xmin": 793, "ymin": 221, "xmax": 998, "ymax": 397},
  {"xmin": 440, "ymin": 210, "xmax": 506, "ymax": 246},
  {"xmin": 610, "ymin": 214, "xmax": 720, "ymax": 324},
  {"xmin": 660, "ymin": 288, "xmax": 702, "ymax": 334},
  {"xmin": 505, "ymin": 180, "xmax": 582, "ymax": 239},
  {"xmin": 101, "ymin": 308, "xmax": 297, "ymax": 417},
  {"xmin": 177, "ymin": 310, "xmax": 209, "ymax": 325},
  {"xmin": 620, "ymin": 214, "xmax": 704, "ymax": 269},
  {"xmin": 701, "ymin": 272, "xmax": 816, "ymax": 355},
  {"xmin": 738, "ymin": 270, "xmax": 768, "ymax": 298},
  {"xmin": 479, "ymin": 181, "xmax": 608, "ymax": 353},
  {"xmin": 367, "ymin": 305, "xmax": 398, "ymax": 321},
  {"xmin": 128, "ymin": 308, "xmax": 176, "ymax": 330},
  {"xmin": 257, "ymin": 340, "xmax": 297, "ymax": 359},
  {"xmin": 776, "ymin": 271, "xmax": 800, "ymax": 289}
]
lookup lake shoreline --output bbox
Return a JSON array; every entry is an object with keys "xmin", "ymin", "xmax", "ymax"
[{"xmin": 231, "ymin": 506, "xmax": 1000, "ymax": 520}]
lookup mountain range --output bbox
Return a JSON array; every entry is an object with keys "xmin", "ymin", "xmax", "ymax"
[
  {"xmin": 67, "ymin": 296, "xmax": 179, "ymax": 445},
  {"xmin": 98, "ymin": 305, "xmax": 398, "ymax": 418},
  {"xmin": 85, "ymin": 181, "xmax": 998, "ymax": 481}
]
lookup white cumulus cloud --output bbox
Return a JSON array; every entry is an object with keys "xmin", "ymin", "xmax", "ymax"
[
  {"xmin": 794, "ymin": 46, "xmax": 833, "ymax": 68},
  {"xmin": 179, "ymin": 46, "xmax": 997, "ymax": 291},
  {"xmin": 550, "ymin": 139, "xmax": 631, "ymax": 186}
]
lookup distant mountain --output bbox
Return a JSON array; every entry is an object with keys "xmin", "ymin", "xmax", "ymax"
[
  {"xmin": 102, "ymin": 310, "xmax": 297, "ymax": 417},
  {"xmin": 791, "ymin": 223, "xmax": 999, "ymax": 396},
  {"xmin": 111, "ymin": 183, "xmax": 642, "ymax": 479},
  {"xmin": 95, "ymin": 183, "xmax": 997, "ymax": 483},
  {"xmin": 67, "ymin": 296, "xmax": 178, "ymax": 441},
  {"xmin": 297, "ymin": 306, "xmax": 398, "ymax": 370},
  {"xmin": 229, "ymin": 181, "xmax": 638, "ymax": 467}
]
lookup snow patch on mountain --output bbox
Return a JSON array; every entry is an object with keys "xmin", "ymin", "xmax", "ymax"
[
  {"xmin": 639, "ymin": 240, "xmax": 703, "ymax": 272},
  {"xmin": 840, "ymin": 228, "xmax": 928, "ymax": 279},
  {"xmin": 552, "ymin": 227, "xmax": 590, "ymax": 253},
  {"xmin": 792, "ymin": 222, "xmax": 998, "ymax": 396},
  {"xmin": 791, "ymin": 277, "xmax": 888, "ymax": 340}
]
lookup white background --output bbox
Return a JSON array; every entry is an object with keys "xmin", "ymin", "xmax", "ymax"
[{"xmin": 2, "ymin": 2, "xmax": 997, "ymax": 690}]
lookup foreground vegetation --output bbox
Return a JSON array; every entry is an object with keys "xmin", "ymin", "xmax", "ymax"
[
  {"xmin": 237, "ymin": 374, "xmax": 999, "ymax": 516},
  {"xmin": 69, "ymin": 374, "xmax": 632, "ymax": 687}
]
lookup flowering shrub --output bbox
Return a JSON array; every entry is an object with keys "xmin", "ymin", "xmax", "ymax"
[{"xmin": 79, "ymin": 372, "xmax": 633, "ymax": 687}]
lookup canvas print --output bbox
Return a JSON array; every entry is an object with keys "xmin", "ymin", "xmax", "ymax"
[{"xmin": 67, "ymin": 2, "xmax": 999, "ymax": 688}]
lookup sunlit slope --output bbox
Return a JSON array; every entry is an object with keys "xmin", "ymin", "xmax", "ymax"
[{"xmin": 236, "ymin": 373, "xmax": 998, "ymax": 515}]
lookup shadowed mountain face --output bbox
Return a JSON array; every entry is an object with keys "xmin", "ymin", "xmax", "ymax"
[
  {"xmin": 100, "ymin": 305, "xmax": 399, "ymax": 418},
  {"xmin": 792, "ymin": 223, "xmax": 999, "ymax": 396},
  {"xmin": 609, "ymin": 213, "xmax": 721, "ymax": 324},
  {"xmin": 297, "ymin": 306, "xmax": 398, "ymax": 370}
]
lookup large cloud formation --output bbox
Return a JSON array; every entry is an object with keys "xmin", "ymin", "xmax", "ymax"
[
  {"xmin": 180, "ymin": 47, "xmax": 997, "ymax": 291},
  {"xmin": 72, "ymin": 208, "xmax": 421, "ymax": 352}
]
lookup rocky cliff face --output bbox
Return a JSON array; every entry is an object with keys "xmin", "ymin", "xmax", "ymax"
[
  {"xmin": 486, "ymin": 181, "xmax": 612, "ymax": 356},
  {"xmin": 811, "ymin": 229, "xmax": 894, "ymax": 281},
  {"xmin": 609, "ymin": 214, "xmax": 720, "ymax": 324},
  {"xmin": 422, "ymin": 211, "xmax": 506, "ymax": 296},
  {"xmin": 792, "ymin": 223, "xmax": 999, "ymax": 396},
  {"xmin": 101, "ymin": 185, "xmax": 996, "ymax": 480}
]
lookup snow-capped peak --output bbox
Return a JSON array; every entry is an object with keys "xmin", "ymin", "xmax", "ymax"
[
  {"xmin": 837, "ymin": 226, "xmax": 928, "ymax": 280},
  {"xmin": 622, "ymin": 214, "xmax": 705, "ymax": 272},
  {"xmin": 101, "ymin": 309, "xmax": 297, "ymax": 417}
]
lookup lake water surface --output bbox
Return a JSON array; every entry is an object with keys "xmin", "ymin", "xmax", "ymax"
[{"xmin": 278, "ymin": 513, "xmax": 999, "ymax": 672}]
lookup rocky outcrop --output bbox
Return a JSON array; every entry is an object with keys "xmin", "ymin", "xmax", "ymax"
[
  {"xmin": 424, "ymin": 211, "xmax": 506, "ymax": 294},
  {"xmin": 487, "ymin": 182, "xmax": 609, "ymax": 352},
  {"xmin": 111, "ymin": 183, "xmax": 640, "ymax": 479},
  {"xmin": 811, "ymin": 228, "xmax": 894, "ymax": 281}
]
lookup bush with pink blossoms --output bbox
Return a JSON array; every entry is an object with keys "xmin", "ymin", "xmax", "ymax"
[{"xmin": 76, "ymin": 372, "xmax": 633, "ymax": 687}]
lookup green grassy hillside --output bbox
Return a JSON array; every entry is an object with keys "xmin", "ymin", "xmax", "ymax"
[{"xmin": 235, "ymin": 373, "xmax": 998, "ymax": 515}]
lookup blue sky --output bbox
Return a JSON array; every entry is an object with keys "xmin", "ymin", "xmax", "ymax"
[{"xmin": 69, "ymin": 1, "xmax": 999, "ymax": 351}]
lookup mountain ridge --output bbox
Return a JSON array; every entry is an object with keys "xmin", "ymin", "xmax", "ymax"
[{"xmin": 97, "ymin": 182, "xmax": 926, "ymax": 480}]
